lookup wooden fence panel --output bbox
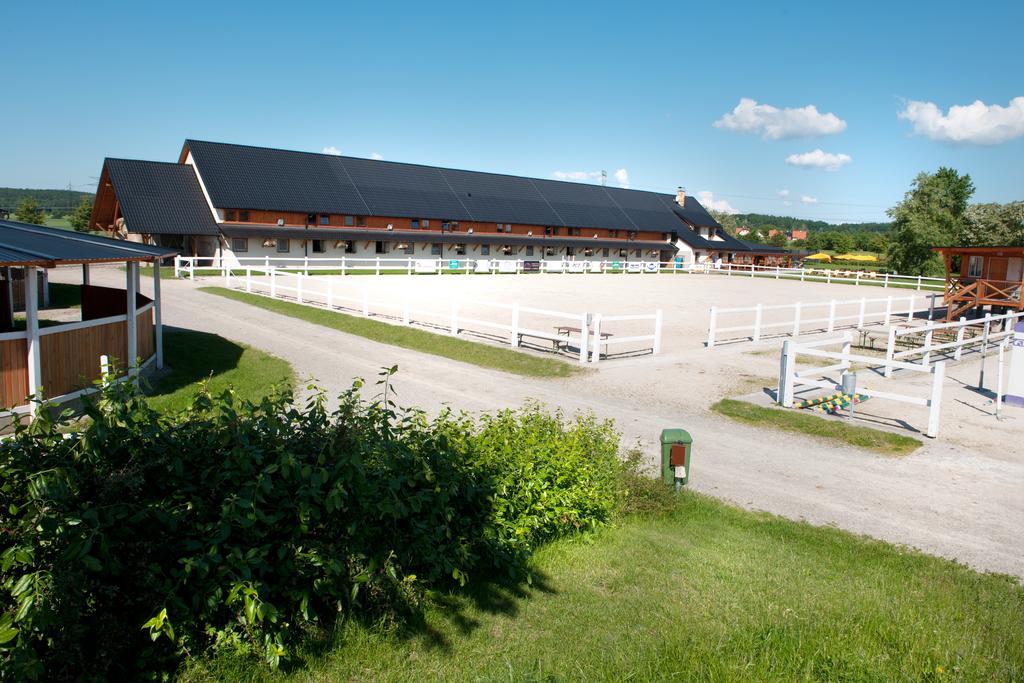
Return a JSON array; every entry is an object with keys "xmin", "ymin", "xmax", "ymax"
[
  {"xmin": 136, "ymin": 309, "xmax": 154, "ymax": 361},
  {"xmin": 0, "ymin": 338, "xmax": 29, "ymax": 408},
  {"xmin": 40, "ymin": 321, "xmax": 127, "ymax": 398}
]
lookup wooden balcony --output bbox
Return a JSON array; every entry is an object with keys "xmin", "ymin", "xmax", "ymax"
[{"xmin": 945, "ymin": 277, "xmax": 1024, "ymax": 320}]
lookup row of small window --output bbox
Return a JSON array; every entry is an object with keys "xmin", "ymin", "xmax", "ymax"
[{"xmin": 231, "ymin": 238, "xmax": 643, "ymax": 259}]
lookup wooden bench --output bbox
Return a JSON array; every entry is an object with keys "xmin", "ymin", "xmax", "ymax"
[{"xmin": 555, "ymin": 326, "xmax": 614, "ymax": 355}]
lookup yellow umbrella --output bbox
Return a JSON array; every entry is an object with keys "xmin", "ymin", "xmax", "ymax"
[
  {"xmin": 835, "ymin": 253, "xmax": 879, "ymax": 262},
  {"xmin": 805, "ymin": 252, "xmax": 832, "ymax": 261}
]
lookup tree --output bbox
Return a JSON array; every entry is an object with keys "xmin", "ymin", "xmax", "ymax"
[
  {"xmin": 14, "ymin": 197, "xmax": 46, "ymax": 225},
  {"xmin": 886, "ymin": 168, "xmax": 974, "ymax": 276},
  {"xmin": 831, "ymin": 232, "xmax": 855, "ymax": 254},
  {"xmin": 69, "ymin": 196, "xmax": 94, "ymax": 232},
  {"xmin": 768, "ymin": 231, "xmax": 788, "ymax": 247},
  {"xmin": 708, "ymin": 209, "xmax": 738, "ymax": 234},
  {"xmin": 960, "ymin": 202, "xmax": 1024, "ymax": 246}
]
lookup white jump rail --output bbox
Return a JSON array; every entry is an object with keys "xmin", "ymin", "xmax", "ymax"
[
  {"xmin": 883, "ymin": 310, "xmax": 1024, "ymax": 377},
  {"xmin": 778, "ymin": 332, "xmax": 946, "ymax": 438},
  {"xmin": 589, "ymin": 311, "xmax": 663, "ymax": 363},
  {"xmin": 707, "ymin": 293, "xmax": 936, "ymax": 348},
  {"xmin": 226, "ymin": 267, "xmax": 663, "ymax": 364},
  {"xmin": 174, "ymin": 255, "xmax": 946, "ymax": 291}
]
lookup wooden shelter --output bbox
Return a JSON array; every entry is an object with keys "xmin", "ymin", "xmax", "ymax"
[
  {"xmin": 932, "ymin": 245, "xmax": 1024, "ymax": 320},
  {"xmin": 0, "ymin": 219, "xmax": 175, "ymax": 417}
]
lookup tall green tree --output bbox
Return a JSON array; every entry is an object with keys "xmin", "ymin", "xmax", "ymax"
[
  {"xmin": 886, "ymin": 168, "xmax": 974, "ymax": 276},
  {"xmin": 831, "ymin": 232, "xmax": 855, "ymax": 254},
  {"xmin": 14, "ymin": 197, "xmax": 46, "ymax": 225},
  {"xmin": 69, "ymin": 196, "xmax": 94, "ymax": 232},
  {"xmin": 960, "ymin": 201, "xmax": 1024, "ymax": 246},
  {"xmin": 768, "ymin": 231, "xmax": 788, "ymax": 247}
]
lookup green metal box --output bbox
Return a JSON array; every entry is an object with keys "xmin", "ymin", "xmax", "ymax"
[{"xmin": 660, "ymin": 428, "xmax": 693, "ymax": 488}]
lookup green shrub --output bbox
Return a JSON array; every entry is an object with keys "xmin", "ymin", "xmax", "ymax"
[{"xmin": 0, "ymin": 370, "xmax": 623, "ymax": 679}]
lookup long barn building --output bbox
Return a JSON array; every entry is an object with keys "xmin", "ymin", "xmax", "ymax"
[{"xmin": 90, "ymin": 140, "xmax": 776, "ymax": 267}]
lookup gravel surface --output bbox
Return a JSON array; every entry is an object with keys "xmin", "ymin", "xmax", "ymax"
[{"xmin": 52, "ymin": 266, "xmax": 1024, "ymax": 578}]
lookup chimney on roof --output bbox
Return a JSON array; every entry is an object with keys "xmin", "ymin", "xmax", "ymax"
[{"xmin": 676, "ymin": 187, "xmax": 686, "ymax": 207}]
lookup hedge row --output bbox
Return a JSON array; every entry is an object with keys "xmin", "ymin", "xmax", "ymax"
[{"xmin": 0, "ymin": 370, "xmax": 624, "ymax": 679}]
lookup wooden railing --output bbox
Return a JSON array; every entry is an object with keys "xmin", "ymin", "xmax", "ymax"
[{"xmin": 946, "ymin": 277, "xmax": 1023, "ymax": 319}]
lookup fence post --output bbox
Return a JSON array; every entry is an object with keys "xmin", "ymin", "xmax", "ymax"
[
  {"xmin": 775, "ymin": 266, "xmax": 780, "ymax": 280},
  {"xmin": 978, "ymin": 314, "xmax": 992, "ymax": 389},
  {"xmin": 303, "ymin": 256, "xmax": 309, "ymax": 276},
  {"xmin": 510, "ymin": 303, "xmax": 520, "ymax": 347},
  {"xmin": 270, "ymin": 268, "xmax": 277, "ymax": 298},
  {"xmin": 826, "ymin": 270, "xmax": 832, "ymax": 285},
  {"xmin": 407, "ymin": 258, "xmax": 412, "ymax": 276},
  {"xmin": 857, "ymin": 297, "xmax": 866, "ymax": 328},
  {"xmin": 326, "ymin": 278, "xmax": 334, "ymax": 308},
  {"xmin": 451, "ymin": 301, "xmax": 459, "ymax": 335},
  {"xmin": 173, "ymin": 256, "xmax": 180, "ymax": 278},
  {"xmin": 778, "ymin": 340, "xmax": 795, "ymax": 407},
  {"xmin": 189, "ymin": 258, "xmax": 195, "ymax": 280},
  {"xmin": 792, "ymin": 301, "xmax": 802, "ymax": 338},
  {"xmin": 926, "ymin": 362, "xmax": 945, "ymax": 438},
  {"xmin": 883, "ymin": 296, "xmax": 893, "ymax": 326},
  {"xmin": 883, "ymin": 272, "xmax": 890, "ymax": 288},
  {"xmin": 855, "ymin": 271, "xmax": 861, "ymax": 287},
  {"xmin": 225, "ymin": 267, "xmax": 232, "ymax": 288},
  {"xmin": 707, "ymin": 306, "xmax": 718, "ymax": 349},
  {"xmin": 928, "ymin": 294, "xmax": 936, "ymax": 321},
  {"xmin": 245, "ymin": 268, "xmax": 251, "ymax": 293},
  {"xmin": 296, "ymin": 273, "xmax": 303, "ymax": 304},
  {"xmin": 884, "ymin": 326, "xmax": 897, "ymax": 378},
  {"xmin": 922, "ymin": 328, "xmax": 933, "ymax": 368},
  {"xmin": 653, "ymin": 309, "xmax": 663, "ymax": 354},
  {"xmin": 954, "ymin": 317, "xmax": 966, "ymax": 361},
  {"xmin": 752, "ymin": 303, "xmax": 763, "ymax": 342},
  {"xmin": 341, "ymin": 257, "xmax": 347, "ymax": 276},
  {"xmin": 827, "ymin": 299, "xmax": 836, "ymax": 333},
  {"xmin": 375, "ymin": 257, "xmax": 381, "ymax": 276},
  {"xmin": 578, "ymin": 313, "xmax": 589, "ymax": 363},
  {"xmin": 906, "ymin": 296, "xmax": 914, "ymax": 323},
  {"xmin": 800, "ymin": 268, "xmax": 806, "ymax": 282},
  {"xmin": 264, "ymin": 255, "xmax": 269, "ymax": 270},
  {"xmin": 917, "ymin": 275, "xmax": 923, "ymax": 291}
]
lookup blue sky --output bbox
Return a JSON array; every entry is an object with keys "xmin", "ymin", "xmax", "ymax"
[{"xmin": 4, "ymin": 0, "xmax": 1022, "ymax": 223}]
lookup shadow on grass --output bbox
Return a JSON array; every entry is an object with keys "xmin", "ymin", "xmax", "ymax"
[{"xmin": 144, "ymin": 327, "xmax": 245, "ymax": 399}]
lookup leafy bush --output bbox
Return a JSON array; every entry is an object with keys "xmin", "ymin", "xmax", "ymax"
[{"xmin": 0, "ymin": 369, "xmax": 623, "ymax": 678}]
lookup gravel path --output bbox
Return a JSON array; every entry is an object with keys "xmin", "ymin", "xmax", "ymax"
[{"xmin": 54, "ymin": 267, "xmax": 1024, "ymax": 578}]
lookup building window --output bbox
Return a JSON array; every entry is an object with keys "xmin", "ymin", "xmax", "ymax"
[
  {"xmin": 481, "ymin": 244, "xmax": 490, "ymax": 256},
  {"xmin": 619, "ymin": 249, "xmax": 628, "ymax": 258},
  {"xmin": 442, "ymin": 221, "xmax": 460, "ymax": 232},
  {"xmin": 238, "ymin": 211, "xmax": 249, "ymax": 222},
  {"xmin": 602, "ymin": 248, "xmax": 609, "ymax": 257},
  {"xmin": 232, "ymin": 238, "xmax": 248, "ymax": 252},
  {"xmin": 609, "ymin": 229, "xmax": 618, "ymax": 238},
  {"xmin": 627, "ymin": 231, "xmax": 637, "ymax": 240},
  {"xmin": 312, "ymin": 239, "xmax": 326, "ymax": 253},
  {"xmin": 502, "ymin": 245, "xmax": 515, "ymax": 255},
  {"xmin": 566, "ymin": 247, "xmax": 576, "ymax": 256},
  {"xmin": 402, "ymin": 243, "xmax": 414, "ymax": 254},
  {"xmin": 277, "ymin": 239, "xmax": 290, "ymax": 253},
  {"xmin": 430, "ymin": 243, "xmax": 442, "ymax": 256},
  {"xmin": 545, "ymin": 247, "xmax": 556, "ymax": 256},
  {"xmin": 356, "ymin": 216, "xmax": 366, "ymax": 227},
  {"xmin": 455, "ymin": 244, "xmax": 466, "ymax": 255},
  {"xmin": 345, "ymin": 241, "xmax": 356, "ymax": 254},
  {"xmin": 344, "ymin": 215, "xmax": 354, "ymax": 226},
  {"xmin": 422, "ymin": 219, "xmax": 430, "ymax": 228},
  {"xmin": 306, "ymin": 213, "xmax": 316, "ymax": 224},
  {"xmin": 319, "ymin": 214, "xmax": 330, "ymax": 225},
  {"xmin": 568, "ymin": 227, "xmax": 581, "ymax": 236},
  {"xmin": 968, "ymin": 255, "xmax": 984, "ymax": 278},
  {"xmin": 375, "ymin": 241, "xmax": 388, "ymax": 254},
  {"xmin": 411, "ymin": 219, "xmax": 420, "ymax": 229},
  {"xmin": 525, "ymin": 245, "xmax": 534, "ymax": 256},
  {"xmin": 226, "ymin": 209, "xmax": 237, "ymax": 221}
]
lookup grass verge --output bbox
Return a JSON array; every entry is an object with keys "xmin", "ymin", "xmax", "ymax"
[
  {"xmin": 711, "ymin": 398, "xmax": 921, "ymax": 455},
  {"xmin": 144, "ymin": 328, "xmax": 293, "ymax": 413},
  {"xmin": 183, "ymin": 489, "xmax": 1024, "ymax": 681},
  {"xmin": 198, "ymin": 286, "xmax": 582, "ymax": 378}
]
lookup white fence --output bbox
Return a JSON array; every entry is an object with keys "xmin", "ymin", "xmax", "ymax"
[
  {"xmin": 883, "ymin": 311, "xmax": 1024, "ymax": 377},
  {"xmin": 707, "ymin": 293, "xmax": 938, "ymax": 348},
  {"xmin": 778, "ymin": 332, "xmax": 946, "ymax": 438},
  {"xmin": 224, "ymin": 267, "xmax": 661, "ymax": 364},
  {"xmin": 173, "ymin": 255, "xmax": 945, "ymax": 291}
]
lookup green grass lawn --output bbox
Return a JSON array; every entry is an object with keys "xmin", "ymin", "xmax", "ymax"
[
  {"xmin": 144, "ymin": 328, "xmax": 293, "ymax": 413},
  {"xmin": 712, "ymin": 398, "xmax": 921, "ymax": 455},
  {"xmin": 199, "ymin": 286, "xmax": 582, "ymax": 378},
  {"xmin": 47, "ymin": 282, "xmax": 81, "ymax": 308},
  {"xmin": 184, "ymin": 490, "xmax": 1024, "ymax": 681}
]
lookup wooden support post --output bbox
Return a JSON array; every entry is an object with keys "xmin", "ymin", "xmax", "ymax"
[{"xmin": 153, "ymin": 261, "xmax": 163, "ymax": 369}]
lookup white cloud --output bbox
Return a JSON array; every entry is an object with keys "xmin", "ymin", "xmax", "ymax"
[
  {"xmin": 778, "ymin": 189, "xmax": 790, "ymax": 198},
  {"xmin": 371, "ymin": 152, "xmax": 384, "ymax": 160},
  {"xmin": 322, "ymin": 146, "xmax": 342, "ymax": 155},
  {"xmin": 784, "ymin": 149, "xmax": 852, "ymax": 171},
  {"xmin": 552, "ymin": 170, "xmax": 604, "ymax": 182},
  {"xmin": 897, "ymin": 97, "xmax": 1024, "ymax": 144},
  {"xmin": 613, "ymin": 168, "xmax": 629, "ymax": 188},
  {"xmin": 714, "ymin": 98, "xmax": 847, "ymax": 140},
  {"xmin": 800, "ymin": 195, "xmax": 818, "ymax": 204},
  {"xmin": 696, "ymin": 190, "xmax": 739, "ymax": 215}
]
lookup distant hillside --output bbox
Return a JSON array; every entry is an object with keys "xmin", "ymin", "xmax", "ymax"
[
  {"xmin": 733, "ymin": 213, "xmax": 891, "ymax": 233},
  {"xmin": 0, "ymin": 187, "xmax": 95, "ymax": 217}
]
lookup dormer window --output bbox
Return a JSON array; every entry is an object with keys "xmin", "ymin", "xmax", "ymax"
[
  {"xmin": 225, "ymin": 209, "xmax": 237, "ymax": 221},
  {"xmin": 319, "ymin": 214, "xmax": 330, "ymax": 225},
  {"xmin": 238, "ymin": 211, "xmax": 249, "ymax": 222}
]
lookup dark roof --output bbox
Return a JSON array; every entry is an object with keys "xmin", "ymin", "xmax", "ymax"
[
  {"xmin": 221, "ymin": 225, "xmax": 675, "ymax": 252},
  {"xmin": 185, "ymin": 140, "xmax": 703, "ymax": 234},
  {"xmin": 672, "ymin": 200, "xmax": 723, "ymax": 230},
  {"xmin": 105, "ymin": 158, "xmax": 220, "ymax": 235},
  {"xmin": 0, "ymin": 219, "xmax": 175, "ymax": 267}
]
